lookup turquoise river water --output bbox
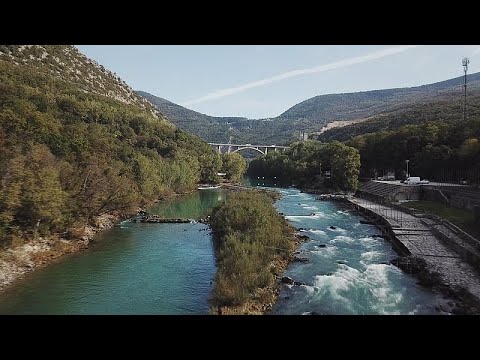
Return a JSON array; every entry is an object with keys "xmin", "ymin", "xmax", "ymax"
[{"xmin": 0, "ymin": 184, "xmax": 441, "ymax": 314}]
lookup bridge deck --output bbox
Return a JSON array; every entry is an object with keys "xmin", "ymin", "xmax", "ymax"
[{"xmin": 209, "ymin": 143, "xmax": 289, "ymax": 148}]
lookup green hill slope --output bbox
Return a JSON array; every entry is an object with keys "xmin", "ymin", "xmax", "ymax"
[
  {"xmin": 140, "ymin": 72, "xmax": 480, "ymax": 145},
  {"xmin": 0, "ymin": 45, "xmax": 220, "ymax": 245}
]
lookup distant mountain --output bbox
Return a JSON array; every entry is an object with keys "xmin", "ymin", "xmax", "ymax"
[
  {"xmin": 139, "ymin": 72, "xmax": 480, "ymax": 145},
  {"xmin": 279, "ymin": 72, "xmax": 480, "ymax": 125},
  {"xmin": 137, "ymin": 91, "xmax": 247, "ymax": 142},
  {"xmin": 138, "ymin": 91, "xmax": 316, "ymax": 145}
]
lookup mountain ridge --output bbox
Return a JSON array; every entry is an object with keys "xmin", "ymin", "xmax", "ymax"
[{"xmin": 139, "ymin": 71, "xmax": 480, "ymax": 144}]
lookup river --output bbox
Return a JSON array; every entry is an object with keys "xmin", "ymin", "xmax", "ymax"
[
  {"xmin": 0, "ymin": 189, "xmax": 226, "ymax": 315},
  {"xmin": 0, "ymin": 183, "xmax": 442, "ymax": 314},
  {"xmin": 267, "ymin": 187, "xmax": 441, "ymax": 315}
]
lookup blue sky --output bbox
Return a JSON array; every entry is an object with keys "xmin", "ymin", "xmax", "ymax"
[{"xmin": 77, "ymin": 45, "xmax": 480, "ymax": 119}]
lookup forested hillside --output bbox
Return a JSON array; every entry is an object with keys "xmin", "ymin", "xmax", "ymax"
[
  {"xmin": 280, "ymin": 72, "xmax": 480, "ymax": 125},
  {"xmin": 318, "ymin": 94, "xmax": 480, "ymax": 142},
  {"xmin": 137, "ymin": 91, "xmax": 243, "ymax": 142},
  {"xmin": 138, "ymin": 91, "xmax": 295, "ymax": 144},
  {"xmin": 0, "ymin": 46, "xmax": 221, "ymax": 245},
  {"xmin": 140, "ymin": 73, "xmax": 480, "ymax": 145}
]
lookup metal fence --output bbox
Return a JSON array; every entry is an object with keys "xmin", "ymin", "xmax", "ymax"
[{"xmin": 431, "ymin": 168, "xmax": 480, "ymax": 188}]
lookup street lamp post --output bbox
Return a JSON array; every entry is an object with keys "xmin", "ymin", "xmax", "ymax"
[{"xmin": 405, "ymin": 159, "xmax": 409, "ymax": 178}]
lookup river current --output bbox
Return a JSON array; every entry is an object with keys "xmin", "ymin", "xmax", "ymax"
[{"xmin": 0, "ymin": 184, "xmax": 441, "ymax": 314}]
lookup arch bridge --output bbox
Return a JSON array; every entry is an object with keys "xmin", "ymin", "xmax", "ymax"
[{"xmin": 208, "ymin": 143, "xmax": 289, "ymax": 155}]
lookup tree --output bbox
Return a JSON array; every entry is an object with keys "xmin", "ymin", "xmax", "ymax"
[
  {"xmin": 199, "ymin": 152, "xmax": 222, "ymax": 183},
  {"xmin": 221, "ymin": 153, "xmax": 247, "ymax": 182},
  {"xmin": 17, "ymin": 145, "xmax": 67, "ymax": 235},
  {"xmin": 323, "ymin": 141, "xmax": 361, "ymax": 192}
]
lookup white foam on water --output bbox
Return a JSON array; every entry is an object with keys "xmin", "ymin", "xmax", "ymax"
[
  {"xmin": 301, "ymin": 284, "xmax": 315, "ymax": 295},
  {"xmin": 286, "ymin": 213, "xmax": 326, "ymax": 222},
  {"xmin": 311, "ymin": 245, "xmax": 338, "ymax": 256},
  {"xmin": 301, "ymin": 204, "xmax": 319, "ymax": 211},
  {"xmin": 336, "ymin": 210, "xmax": 350, "ymax": 215},
  {"xmin": 285, "ymin": 215, "xmax": 305, "ymax": 222},
  {"xmin": 364, "ymin": 264, "xmax": 403, "ymax": 314},
  {"xmin": 289, "ymin": 193, "xmax": 309, "ymax": 199},
  {"xmin": 329, "ymin": 235, "xmax": 355, "ymax": 244},
  {"xmin": 311, "ymin": 265, "xmax": 360, "ymax": 312},
  {"xmin": 360, "ymin": 251, "xmax": 383, "ymax": 262},
  {"xmin": 308, "ymin": 263, "xmax": 406, "ymax": 314},
  {"xmin": 359, "ymin": 236, "xmax": 376, "ymax": 243},
  {"xmin": 358, "ymin": 237, "xmax": 378, "ymax": 249},
  {"xmin": 308, "ymin": 229, "xmax": 327, "ymax": 236}
]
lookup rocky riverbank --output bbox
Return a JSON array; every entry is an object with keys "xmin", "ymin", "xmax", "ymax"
[
  {"xmin": 0, "ymin": 191, "xmax": 185, "ymax": 294},
  {"xmin": 0, "ymin": 213, "xmax": 122, "ymax": 293}
]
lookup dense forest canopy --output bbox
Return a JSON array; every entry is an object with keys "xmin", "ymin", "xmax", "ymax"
[
  {"xmin": 345, "ymin": 118, "xmax": 480, "ymax": 182},
  {"xmin": 248, "ymin": 141, "xmax": 361, "ymax": 192}
]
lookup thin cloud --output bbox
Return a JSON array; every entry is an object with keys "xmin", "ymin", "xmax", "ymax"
[{"xmin": 182, "ymin": 45, "xmax": 422, "ymax": 106}]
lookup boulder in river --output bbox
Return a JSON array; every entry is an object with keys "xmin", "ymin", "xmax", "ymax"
[
  {"xmin": 293, "ymin": 256, "xmax": 309, "ymax": 263},
  {"xmin": 281, "ymin": 276, "xmax": 294, "ymax": 285},
  {"xmin": 293, "ymin": 280, "xmax": 307, "ymax": 286},
  {"xmin": 329, "ymin": 226, "xmax": 337, "ymax": 230},
  {"xmin": 317, "ymin": 244, "xmax": 326, "ymax": 248}
]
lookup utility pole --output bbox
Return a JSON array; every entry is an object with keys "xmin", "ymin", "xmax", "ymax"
[{"xmin": 463, "ymin": 57, "xmax": 470, "ymax": 121}]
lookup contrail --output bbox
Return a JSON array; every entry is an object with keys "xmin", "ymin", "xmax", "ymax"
[{"xmin": 182, "ymin": 45, "xmax": 422, "ymax": 106}]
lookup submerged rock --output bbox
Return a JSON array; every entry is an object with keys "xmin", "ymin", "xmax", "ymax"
[
  {"xmin": 281, "ymin": 276, "xmax": 294, "ymax": 285},
  {"xmin": 293, "ymin": 280, "xmax": 307, "ymax": 286},
  {"xmin": 293, "ymin": 256, "xmax": 309, "ymax": 263}
]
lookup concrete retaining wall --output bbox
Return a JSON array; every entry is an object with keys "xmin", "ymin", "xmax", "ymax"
[{"xmin": 345, "ymin": 197, "xmax": 411, "ymax": 257}]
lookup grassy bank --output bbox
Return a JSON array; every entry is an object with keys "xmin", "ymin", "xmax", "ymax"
[
  {"xmin": 209, "ymin": 190, "xmax": 297, "ymax": 314},
  {"xmin": 403, "ymin": 201, "xmax": 480, "ymax": 239}
]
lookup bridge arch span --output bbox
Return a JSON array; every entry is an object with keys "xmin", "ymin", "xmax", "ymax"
[{"xmin": 231, "ymin": 146, "xmax": 265, "ymax": 155}]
